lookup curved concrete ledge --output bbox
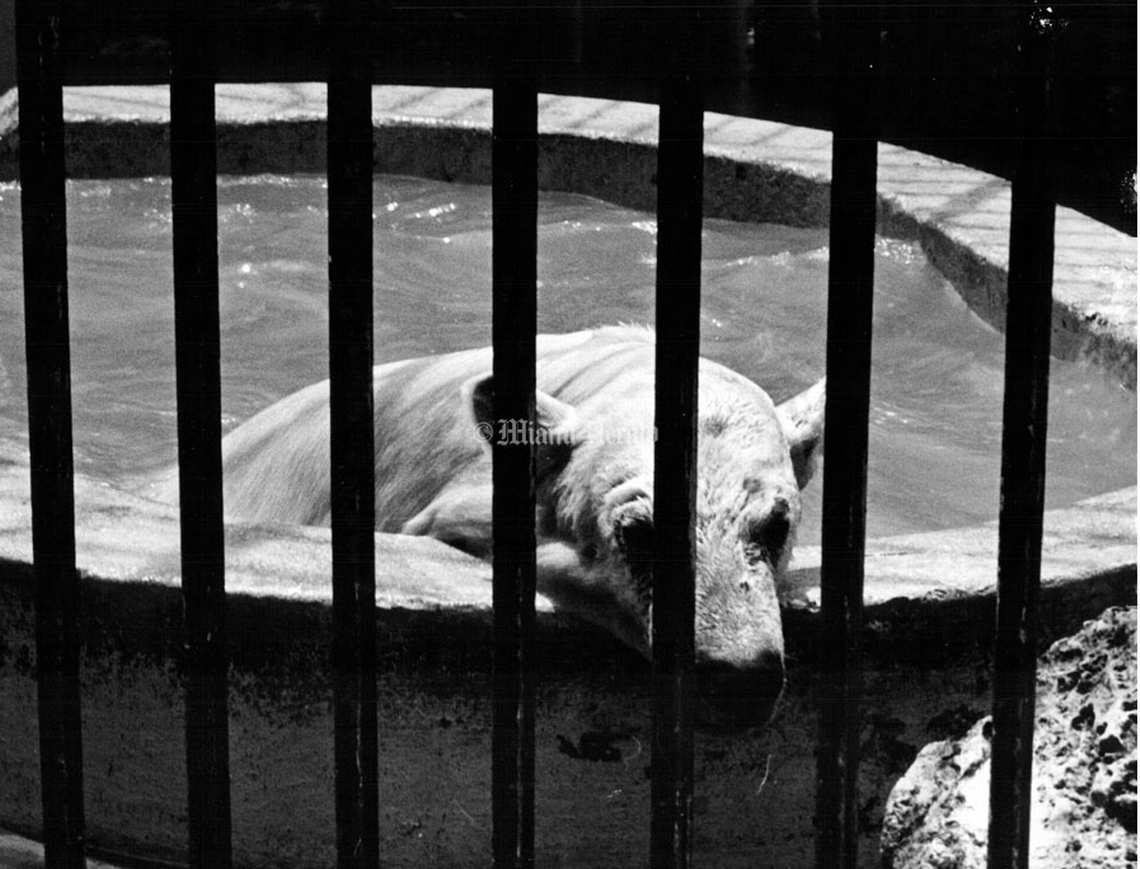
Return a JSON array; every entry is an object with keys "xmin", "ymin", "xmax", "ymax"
[
  {"xmin": 0, "ymin": 442, "xmax": 1132, "ymax": 666},
  {"xmin": 0, "ymin": 458, "xmax": 1134, "ymax": 867},
  {"xmin": 0, "ymin": 83, "xmax": 1136, "ymax": 389},
  {"xmin": 0, "ymin": 85, "xmax": 1135, "ymax": 866}
]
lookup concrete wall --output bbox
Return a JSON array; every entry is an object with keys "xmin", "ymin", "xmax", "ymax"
[{"xmin": 0, "ymin": 446, "xmax": 1133, "ymax": 866}]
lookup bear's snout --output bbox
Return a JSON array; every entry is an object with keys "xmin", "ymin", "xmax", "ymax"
[{"xmin": 695, "ymin": 652, "xmax": 786, "ymax": 728}]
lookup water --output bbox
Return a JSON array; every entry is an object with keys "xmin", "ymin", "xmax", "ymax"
[{"xmin": 0, "ymin": 175, "xmax": 1134, "ymax": 542}]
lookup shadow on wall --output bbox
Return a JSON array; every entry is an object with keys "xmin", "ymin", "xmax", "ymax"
[{"xmin": 0, "ymin": 0, "xmax": 1134, "ymax": 233}]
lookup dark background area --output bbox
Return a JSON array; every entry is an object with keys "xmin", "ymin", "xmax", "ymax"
[{"xmin": 2, "ymin": 0, "xmax": 1135, "ymax": 235}]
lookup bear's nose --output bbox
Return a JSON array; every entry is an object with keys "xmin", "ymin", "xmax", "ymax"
[{"xmin": 695, "ymin": 652, "xmax": 786, "ymax": 728}]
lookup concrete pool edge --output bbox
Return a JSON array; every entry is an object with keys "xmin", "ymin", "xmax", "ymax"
[
  {"xmin": 0, "ymin": 441, "xmax": 1134, "ymax": 867},
  {"xmin": 0, "ymin": 439, "xmax": 1134, "ymax": 665},
  {"xmin": 0, "ymin": 83, "xmax": 1136, "ymax": 391}
]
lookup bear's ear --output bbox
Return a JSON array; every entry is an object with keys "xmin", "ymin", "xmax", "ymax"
[
  {"xmin": 466, "ymin": 374, "xmax": 496, "ymax": 431},
  {"xmin": 776, "ymin": 377, "xmax": 825, "ymax": 490},
  {"xmin": 466, "ymin": 374, "xmax": 579, "ymax": 431},
  {"xmin": 465, "ymin": 375, "xmax": 582, "ymax": 481}
]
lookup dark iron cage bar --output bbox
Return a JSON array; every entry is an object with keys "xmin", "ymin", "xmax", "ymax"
[
  {"xmin": 10, "ymin": 2, "xmax": 1071, "ymax": 867},
  {"xmin": 326, "ymin": 0, "xmax": 380, "ymax": 867},
  {"xmin": 490, "ymin": 67, "xmax": 540, "ymax": 869},
  {"xmin": 168, "ymin": 2, "xmax": 233, "ymax": 867},
  {"xmin": 649, "ymin": 72, "xmax": 705, "ymax": 869},
  {"xmin": 15, "ymin": 2, "xmax": 85, "ymax": 867},
  {"xmin": 814, "ymin": 2, "xmax": 880, "ymax": 867},
  {"xmin": 987, "ymin": 7, "xmax": 1061, "ymax": 869}
]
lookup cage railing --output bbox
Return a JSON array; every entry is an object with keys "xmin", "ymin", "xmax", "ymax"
[
  {"xmin": 168, "ymin": 2, "xmax": 233, "ymax": 867},
  {"xmin": 12, "ymin": 1, "xmax": 1062, "ymax": 868},
  {"xmin": 814, "ymin": 3, "xmax": 879, "ymax": 866},
  {"xmin": 987, "ymin": 7, "xmax": 1059, "ymax": 868},
  {"xmin": 326, "ymin": 0, "xmax": 380, "ymax": 866},
  {"xmin": 15, "ymin": 2, "xmax": 85, "ymax": 867},
  {"xmin": 489, "ymin": 64, "xmax": 540, "ymax": 869}
]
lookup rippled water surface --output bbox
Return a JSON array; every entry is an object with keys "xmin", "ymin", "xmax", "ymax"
[{"xmin": 0, "ymin": 175, "xmax": 1134, "ymax": 541}]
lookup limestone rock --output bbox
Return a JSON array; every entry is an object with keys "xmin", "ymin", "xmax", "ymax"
[{"xmin": 881, "ymin": 606, "xmax": 1137, "ymax": 869}]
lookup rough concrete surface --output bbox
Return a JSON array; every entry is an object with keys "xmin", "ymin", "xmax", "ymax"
[
  {"xmin": 2, "ymin": 551, "xmax": 1128, "ymax": 869},
  {"xmin": 0, "ymin": 432, "xmax": 1133, "ymax": 868},
  {"xmin": 881, "ymin": 606, "xmax": 1138, "ymax": 869}
]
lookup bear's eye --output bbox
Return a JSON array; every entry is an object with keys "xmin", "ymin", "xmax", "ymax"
[
  {"xmin": 743, "ymin": 504, "xmax": 790, "ymax": 565},
  {"xmin": 615, "ymin": 513, "xmax": 655, "ymax": 556}
]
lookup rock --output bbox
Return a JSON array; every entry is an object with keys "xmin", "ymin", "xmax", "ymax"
[{"xmin": 881, "ymin": 606, "xmax": 1137, "ymax": 869}]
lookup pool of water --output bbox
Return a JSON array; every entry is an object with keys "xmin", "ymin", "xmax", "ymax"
[{"xmin": 0, "ymin": 174, "xmax": 1134, "ymax": 542}]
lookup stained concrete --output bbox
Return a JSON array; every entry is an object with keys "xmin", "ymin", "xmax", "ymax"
[
  {"xmin": 0, "ymin": 458, "xmax": 1133, "ymax": 867},
  {"xmin": 0, "ymin": 428, "xmax": 1133, "ymax": 867},
  {"xmin": 0, "ymin": 84, "xmax": 1135, "ymax": 867}
]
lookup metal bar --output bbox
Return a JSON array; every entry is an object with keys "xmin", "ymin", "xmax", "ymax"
[
  {"xmin": 815, "ymin": 4, "xmax": 880, "ymax": 868},
  {"xmin": 15, "ymin": 3, "xmax": 86, "ymax": 867},
  {"xmin": 490, "ymin": 72, "xmax": 539, "ymax": 869},
  {"xmin": 327, "ymin": 1, "xmax": 378, "ymax": 866},
  {"xmin": 649, "ymin": 74, "xmax": 703, "ymax": 869},
  {"xmin": 987, "ymin": 8, "xmax": 1058, "ymax": 868},
  {"xmin": 988, "ymin": 153, "xmax": 1055, "ymax": 869},
  {"xmin": 169, "ymin": 2, "xmax": 232, "ymax": 866}
]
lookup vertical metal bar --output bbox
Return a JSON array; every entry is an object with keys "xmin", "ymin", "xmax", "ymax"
[
  {"xmin": 327, "ymin": 1, "xmax": 378, "ymax": 866},
  {"xmin": 15, "ymin": 3, "xmax": 86, "ymax": 867},
  {"xmin": 650, "ymin": 75, "xmax": 703, "ymax": 869},
  {"xmin": 815, "ymin": 4, "xmax": 879, "ymax": 868},
  {"xmin": 988, "ymin": 156, "xmax": 1054, "ymax": 869},
  {"xmin": 169, "ymin": 2, "xmax": 232, "ymax": 867},
  {"xmin": 987, "ymin": 9, "xmax": 1057, "ymax": 869},
  {"xmin": 490, "ymin": 72, "xmax": 539, "ymax": 869}
]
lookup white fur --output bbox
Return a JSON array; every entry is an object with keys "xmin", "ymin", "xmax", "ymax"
[{"xmin": 172, "ymin": 326, "xmax": 826, "ymax": 670}]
